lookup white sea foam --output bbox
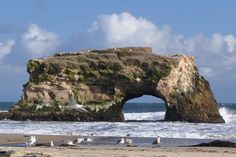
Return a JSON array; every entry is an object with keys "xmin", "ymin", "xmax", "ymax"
[
  {"xmin": 124, "ymin": 111, "xmax": 165, "ymax": 120},
  {"xmin": 219, "ymin": 107, "xmax": 236, "ymax": 123},
  {"xmin": 0, "ymin": 118, "xmax": 235, "ymax": 139},
  {"xmin": 0, "ymin": 106, "xmax": 235, "ymax": 139}
]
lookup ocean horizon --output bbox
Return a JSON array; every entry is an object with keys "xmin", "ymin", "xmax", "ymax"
[{"xmin": 0, "ymin": 102, "xmax": 235, "ymax": 140}]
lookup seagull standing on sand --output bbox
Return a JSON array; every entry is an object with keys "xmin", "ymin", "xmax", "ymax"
[
  {"xmin": 84, "ymin": 137, "xmax": 93, "ymax": 142},
  {"xmin": 125, "ymin": 138, "xmax": 133, "ymax": 145},
  {"xmin": 153, "ymin": 136, "xmax": 161, "ymax": 145},
  {"xmin": 116, "ymin": 138, "xmax": 125, "ymax": 144},
  {"xmin": 50, "ymin": 141, "xmax": 54, "ymax": 147},
  {"xmin": 125, "ymin": 134, "xmax": 133, "ymax": 145},
  {"xmin": 74, "ymin": 138, "xmax": 84, "ymax": 144},
  {"xmin": 26, "ymin": 136, "xmax": 36, "ymax": 147},
  {"xmin": 61, "ymin": 140, "xmax": 74, "ymax": 146},
  {"xmin": 66, "ymin": 96, "xmax": 89, "ymax": 113}
]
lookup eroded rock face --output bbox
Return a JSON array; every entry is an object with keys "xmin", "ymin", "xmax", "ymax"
[{"xmin": 10, "ymin": 47, "xmax": 224, "ymax": 123}]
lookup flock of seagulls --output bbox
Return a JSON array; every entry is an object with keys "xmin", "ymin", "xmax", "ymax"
[
  {"xmin": 116, "ymin": 135, "xmax": 160, "ymax": 147},
  {"xmin": 25, "ymin": 136, "xmax": 94, "ymax": 147},
  {"xmin": 25, "ymin": 135, "xmax": 161, "ymax": 147}
]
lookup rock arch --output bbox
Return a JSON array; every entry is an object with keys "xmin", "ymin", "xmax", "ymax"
[{"xmin": 10, "ymin": 47, "xmax": 224, "ymax": 123}]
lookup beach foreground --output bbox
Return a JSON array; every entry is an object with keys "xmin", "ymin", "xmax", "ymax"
[
  {"xmin": 0, "ymin": 134, "xmax": 235, "ymax": 157},
  {"xmin": 1, "ymin": 145, "xmax": 236, "ymax": 157}
]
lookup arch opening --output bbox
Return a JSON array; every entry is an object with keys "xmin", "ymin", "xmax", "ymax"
[{"xmin": 122, "ymin": 95, "xmax": 166, "ymax": 122}]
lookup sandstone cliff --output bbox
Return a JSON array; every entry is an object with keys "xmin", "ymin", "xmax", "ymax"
[{"xmin": 10, "ymin": 47, "xmax": 224, "ymax": 123}]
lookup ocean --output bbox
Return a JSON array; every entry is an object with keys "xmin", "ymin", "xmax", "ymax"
[{"xmin": 0, "ymin": 102, "xmax": 236, "ymax": 140}]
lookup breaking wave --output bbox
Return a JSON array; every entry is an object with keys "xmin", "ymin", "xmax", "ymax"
[
  {"xmin": 124, "ymin": 111, "xmax": 165, "ymax": 121},
  {"xmin": 0, "ymin": 102, "xmax": 236, "ymax": 139},
  {"xmin": 219, "ymin": 107, "xmax": 236, "ymax": 124}
]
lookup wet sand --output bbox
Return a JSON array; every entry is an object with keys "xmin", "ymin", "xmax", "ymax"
[{"xmin": 0, "ymin": 134, "xmax": 235, "ymax": 157}]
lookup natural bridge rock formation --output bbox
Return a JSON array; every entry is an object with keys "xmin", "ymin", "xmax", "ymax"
[{"xmin": 10, "ymin": 47, "xmax": 224, "ymax": 123}]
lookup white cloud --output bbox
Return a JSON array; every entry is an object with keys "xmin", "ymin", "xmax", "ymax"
[
  {"xmin": 79, "ymin": 12, "xmax": 236, "ymax": 78},
  {"xmin": 22, "ymin": 24, "xmax": 60, "ymax": 56},
  {"xmin": 94, "ymin": 12, "xmax": 156, "ymax": 43},
  {"xmin": 89, "ymin": 12, "xmax": 183, "ymax": 52},
  {"xmin": 0, "ymin": 39, "xmax": 15, "ymax": 60},
  {"xmin": 224, "ymin": 35, "xmax": 236, "ymax": 53},
  {"xmin": 209, "ymin": 33, "xmax": 224, "ymax": 53},
  {"xmin": 87, "ymin": 12, "xmax": 236, "ymax": 54},
  {"xmin": 86, "ymin": 12, "xmax": 236, "ymax": 56}
]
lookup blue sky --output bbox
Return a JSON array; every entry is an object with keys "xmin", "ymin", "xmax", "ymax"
[{"xmin": 0, "ymin": 0, "xmax": 236, "ymax": 102}]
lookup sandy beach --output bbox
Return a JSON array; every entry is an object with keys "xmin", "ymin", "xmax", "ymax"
[
  {"xmin": 1, "ymin": 145, "xmax": 236, "ymax": 157},
  {"xmin": 0, "ymin": 134, "xmax": 235, "ymax": 157}
]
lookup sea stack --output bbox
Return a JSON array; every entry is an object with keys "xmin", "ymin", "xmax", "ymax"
[{"xmin": 9, "ymin": 47, "xmax": 224, "ymax": 123}]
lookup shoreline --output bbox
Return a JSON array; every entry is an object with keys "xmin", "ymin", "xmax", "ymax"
[
  {"xmin": 0, "ymin": 134, "xmax": 235, "ymax": 156},
  {"xmin": 0, "ymin": 133, "xmax": 235, "ymax": 147}
]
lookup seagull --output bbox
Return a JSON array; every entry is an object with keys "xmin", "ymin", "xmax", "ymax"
[
  {"xmin": 152, "ymin": 136, "xmax": 161, "ymax": 145},
  {"xmin": 26, "ymin": 136, "xmax": 36, "ymax": 147},
  {"xmin": 125, "ymin": 138, "xmax": 133, "ymax": 145},
  {"xmin": 66, "ymin": 96, "xmax": 89, "ymax": 113},
  {"xmin": 58, "ymin": 105, "xmax": 64, "ymax": 111},
  {"xmin": 36, "ymin": 104, "xmax": 43, "ymax": 111},
  {"xmin": 73, "ymin": 138, "xmax": 84, "ymax": 144},
  {"xmin": 35, "ymin": 103, "xmax": 51, "ymax": 111},
  {"xmin": 84, "ymin": 137, "xmax": 93, "ymax": 142},
  {"xmin": 50, "ymin": 141, "xmax": 54, "ymax": 147},
  {"xmin": 60, "ymin": 140, "xmax": 75, "ymax": 146},
  {"xmin": 116, "ymin": 138, "xmax": 125, "ymax": 144}
]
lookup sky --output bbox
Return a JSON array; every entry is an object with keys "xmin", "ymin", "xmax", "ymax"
[{"xmin": 0, "ymin": 0, "xmax": 236, "ymax": 103}]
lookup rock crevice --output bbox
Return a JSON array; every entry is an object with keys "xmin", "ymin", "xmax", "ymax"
[{"xmin": 10, "ymin": 47, "xmax": 224, "ymax": 123}]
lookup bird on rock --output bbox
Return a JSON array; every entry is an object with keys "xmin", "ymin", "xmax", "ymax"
[{"xmin": 66, "ymin": 96, "xmax": 89, "ymax": 113}]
